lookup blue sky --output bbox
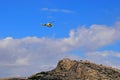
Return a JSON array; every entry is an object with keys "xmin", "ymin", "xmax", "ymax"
[
  {"xmin": 0, "ymin": 0, "xmax": 120, "ymax": 78},
  {"xmin": 1, "ymin": 0, "xmax": 120, "ymax": 38}
]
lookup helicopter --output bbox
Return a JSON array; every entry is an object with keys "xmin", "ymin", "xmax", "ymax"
[{"xmin": 41, "ymin": 21, "xmax": 54, "ymax": 28}]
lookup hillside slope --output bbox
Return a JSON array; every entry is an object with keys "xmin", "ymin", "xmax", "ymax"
[{"xmin": 28, "ymin": 58, "xmax": 120, "ymax": 80}]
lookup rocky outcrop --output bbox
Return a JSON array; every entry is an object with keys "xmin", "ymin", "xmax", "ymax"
[{"xmin": 28, "ymin": 58, "xmax": 120, "ymax": 80}]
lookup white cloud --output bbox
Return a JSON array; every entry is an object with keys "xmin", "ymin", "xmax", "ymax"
[
  {"xmin": 86, "ymin": 50, "xmax": 120, "ymax": 58},
  {"xmin": 15, "ymin": 57, "xmax": 29, "ymax": 66},
  {"xmin": 41, "ymin": 8, "xmax": 74, "ymax": 13},
  {"xmin": 63, "ymin": 22, "xmax": 120, "ymax": 51},
  {"xmin": 86, "ymin": 50, "xmax": 120, "ymax": 69},
  {"xmin": 0, "ymin": 21, "xmax": 120, "ymax": 77},
  {"xmin": 0, "ymin": 37, "xmax": 80, "ymax": 77}
]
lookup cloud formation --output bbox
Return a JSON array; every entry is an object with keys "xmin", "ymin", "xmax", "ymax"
[
  {"xmin": 41, "ymin": 8, "xmax": 74, "ymax": 13},
  {"xmin": 86, "ymin": 50, "xmax": 120, "ymax": 69},
  {"xmin": 0, "ymin": 37, "xmax": 80, "ymax": 77},
  {"xmin": 63, "ymin": 22, "xmax": 120, "ymax": 51},
  {"xmin": 0, "ymin": 21, "xmax": 120, "ymax": 77}
]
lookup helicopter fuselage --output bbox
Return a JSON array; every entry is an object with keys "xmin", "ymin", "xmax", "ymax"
[
  {"xmin": 42, "ymin": 23, "xmax": 52, "ymax": 27},
  {"xmin": 45, "ymin": 23, "xmax": 52, "ymax": 27}
]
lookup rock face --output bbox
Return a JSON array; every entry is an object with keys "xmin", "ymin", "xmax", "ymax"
[{"xmin": 28, "ymin": 58, "xmax": 120, "ymax": 80}]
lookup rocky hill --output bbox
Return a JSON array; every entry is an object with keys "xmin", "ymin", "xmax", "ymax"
[{"xmin": 28, "ymin": 58, "xmax": 120, "ymax": 80}]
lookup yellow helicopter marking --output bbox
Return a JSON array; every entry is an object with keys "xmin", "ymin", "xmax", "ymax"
[{"xmin": 41, "ymin": 22, "xmax": 53, "ymax": 28}]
